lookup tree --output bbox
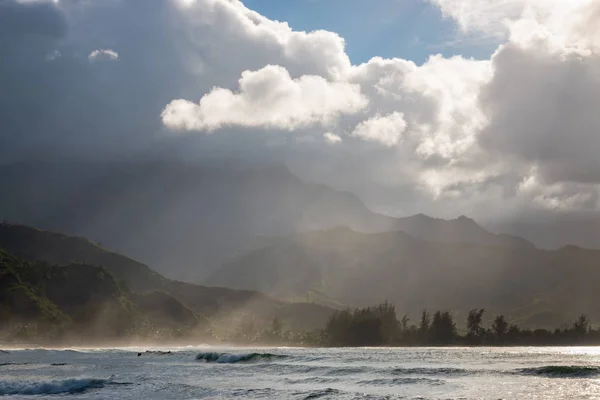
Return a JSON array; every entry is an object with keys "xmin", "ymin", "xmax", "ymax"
[
  {"xmin": 572, "ymin": 314, "xmax": 589, "ymax": 337},
  {"xmin": 466, "ymin": 308, "xmax": 485, "ymax": 343},
  {"xmin": 419, "ymin": 310, "xmax": 430, "ymax": 343},
  {"xmin": 373, "ymin": 302, "xmax": 399, "ymax": 343},
  {"xmin": 400, "ymin": 314, "xmax": 409, "ymax": 332},
  {"xmin": 429, "ymin": 311, "xmax": 456, "ymax": 345},
  {"xmin": 492, "ymin": 315, "xmax": 508, "ymax": 342}
]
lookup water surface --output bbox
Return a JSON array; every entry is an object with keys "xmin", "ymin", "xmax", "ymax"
[{"xmin": 2, "ymin": 346, "xmax": 600, "ymax": 399}]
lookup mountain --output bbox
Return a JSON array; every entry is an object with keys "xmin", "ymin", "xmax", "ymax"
[
  {"xmin": 207, "ymin": 226, "xmax": 600, "ymax": 328},
  {"xmin": 394, "ymin": 214, "xmax": 533, "ymax": 249},
  {"xmin": 0, "ymin": 223, "xmax": 334, "ymax": 337},
  {"xmin": 0, "ymin": 248, "xmax": 198, "ymax": 342},
  {"xmin": 0, "ymin": 160, "xmax": 531, "ymax": 282}
]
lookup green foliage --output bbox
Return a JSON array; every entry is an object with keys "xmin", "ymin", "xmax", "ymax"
[
  {"xmin": 466, "ymin": 308, "xmax": 486, "ymax": 344},
  {"xmin": 492, "ymin": 315, "xmax": 509, "ymax": 341},
  {"xmin": 429, "ymin": 311, "xmax": 457, "ymax": 345},
  {"xmin": 318, "ymin": 302, "xmax": 600, "ymax": 347}
]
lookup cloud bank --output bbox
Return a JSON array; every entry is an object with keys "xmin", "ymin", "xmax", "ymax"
[{"xmin": 1, "ymin": 0, "xmax": 599, "ymax": 221}]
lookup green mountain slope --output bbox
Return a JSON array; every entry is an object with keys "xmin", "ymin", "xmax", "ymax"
[
  {"xmin": 1, "ymin": 247, "xmax": 206, "ymax": 341},
  {"xmin": 0, "ymin": 223, "xmax": 333, "ymax": 335}
]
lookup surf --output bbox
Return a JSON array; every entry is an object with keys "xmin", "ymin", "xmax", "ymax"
[
  {"xmin": 0, "ymin": 378, "xmax": 109, "ymax": 396},
  {"xmin": 195, "ymin": 352, "xmax": 286, "ymax": 363}
]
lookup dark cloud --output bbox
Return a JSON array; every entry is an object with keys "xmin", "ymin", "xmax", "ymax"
[{"xmin": 479, "ymin": 43, "xmax": 600, "ymax": 185}]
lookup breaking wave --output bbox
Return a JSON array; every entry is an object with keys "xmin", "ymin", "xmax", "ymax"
[
  {"xmin": 195, "ymin": 352, "xmax": 286, "ymax": 363},
  {"xmin": 0, "ymin": 378, "xmax": 110, "ymax": 396},
  {"xmin": 518, "ymin": 365, "xmax": 600, "ymax": 378}
]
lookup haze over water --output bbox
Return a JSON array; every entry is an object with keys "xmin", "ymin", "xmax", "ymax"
[{"xmin": 2, "ymin": 346, "xmax": 600, "ymax": 399}]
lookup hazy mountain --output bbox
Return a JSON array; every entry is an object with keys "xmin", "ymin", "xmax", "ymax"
[
  {"xmin": 207, "ymin": 227, "xmax": 600, "ymax": 328},
  {"xmin": 0, "ymin": 223, "xmax": 333, "ymax": 333},
  {"xmin": 0, "ymin": 248, "xmax": 198, "ymax": 342},
  {"xmin": 0, "ymin": 160, "xmax": 531, "ymax": 282},
  {"xmin": 394, "ymin": 214, "xmax": 533, "ymax": 249}
]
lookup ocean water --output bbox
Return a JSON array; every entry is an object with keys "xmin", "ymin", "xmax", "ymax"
[{"xmin": 2, "ymin": 346, "xmax": 600, "ymax": 399}]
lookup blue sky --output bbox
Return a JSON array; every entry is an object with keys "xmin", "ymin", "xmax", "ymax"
[{"xmin": 243, "ymin": 0, "xmax": 498, "ymax": 65}]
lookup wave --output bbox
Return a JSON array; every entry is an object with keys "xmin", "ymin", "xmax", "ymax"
[
  {"xmin": 323, "ymin": 366, "xmax": 369, "ymax": 376},
  {"xmin": 195, "ymin": 352, "xmax": 286, "ymax": 363},
  {"xmin": 303, "ymin": 388, "xmax": 341, "ymax": 399},
  {"xmin": 518, "ymin": 365, "xmax": 600, "ymax": 378},
  {"xmin": 0, "ymin": 378, "xmax": 109, "ymax": 396},
  {"xmin": 137, "ymin": 350, "xmax": 173, "ymax": 356},
  {"xmin": 358, "ymin": 377, "xmax": 443, "ymax": 386},
  {"xmin": 284, "ymin": 376, "xmax": 340, "ymax": 385},
  {"xmin": 392, "ymin": 367, "xmax": 473, "ymax": 376}
]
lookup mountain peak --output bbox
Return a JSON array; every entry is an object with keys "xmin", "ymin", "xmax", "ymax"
[
  {"xmin": 454, "ymin": 215, "xmax": 481, "ymax": 227},
  {"xmin": 395, "ymin": 213, "xmax": 533, "ymax": 248}
]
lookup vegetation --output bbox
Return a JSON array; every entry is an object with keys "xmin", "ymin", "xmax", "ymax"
[{"xmin": 319, "ymin": 303, "xmax": 600, "ymax": 347}]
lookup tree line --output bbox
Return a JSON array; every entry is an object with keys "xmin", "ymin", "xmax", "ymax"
[{"xmin": 320, "ymin": 302, "xmax": 598, "ymax": 347}]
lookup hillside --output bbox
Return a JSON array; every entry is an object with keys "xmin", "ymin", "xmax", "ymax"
[
  {"xmin": 0, "ymin": 223, "xmax": 333, "ymax": 334},
  {"xmin": 207, "ymin": 227, "xmax": 600, "ymax": 328},
  {"xmin": 0, "ymin": 249, "xmax": 185, "ymax": 341},
  {"xmin": 0, "ymin": 161, "xmax": 531, "ymax": 282}
]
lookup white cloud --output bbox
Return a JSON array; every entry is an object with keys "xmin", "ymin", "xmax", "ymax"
[
  {"xmin": 88, "ymin": 49, "xmax": 119, "ymax": 62},
  {"xmin": 171, "ymin": 0, "xmax": 351, "ymax": 82},
  {"xmin": 351, "ymin": 112, "xmax": 407, "ymax": 147},
  {"xmin": 430, "ymin": 0, "xmax": 600, "ymax": 51},
  {"xmin": 403, "ymin": 55, "xmax": 492, "ymax": 161},
  {"xmin": 162, "ymin": 64, "xmax": 368, "ymax": 132},
  {"xmin": 324, "ymin": 132, "xmax": 342, "ymax": 144}
]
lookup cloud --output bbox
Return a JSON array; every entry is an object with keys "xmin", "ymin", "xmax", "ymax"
[
  {"xmin": 324, "ymin": 132, "xmax": 342, "ymax": 144},
  {"xmin": 88, "ymin": 49, "xmax": 119, "ymax": 62},
  {"xmin": 479, "ymin": 42, "xmax": 600, "ymax": 185},
  {"xmin": 429, "ymin": 0, "xmax": 600, "ymax": 50},
  {"xmin": 162, "ymin": 65, "xmax": 367, "ymax": 131},
  {"xmin": 1, "ymin": 0, "xmax": 600, "ymax": 224},
  {"xmin": 351, "ymin": 112, "xmax": 407, "ymax": 147}
]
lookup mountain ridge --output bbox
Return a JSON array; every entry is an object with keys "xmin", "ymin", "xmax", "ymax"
[
  {"xmin": 207, "ymin": 226, "xmax": 600, "ymax": 328},
  {"xmin": 0, "ymin": 161, "xmax": 533, "ymax": 282}
]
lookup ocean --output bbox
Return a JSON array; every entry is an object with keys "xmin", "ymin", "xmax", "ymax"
[{"xmin": 1, "ymin": 346, "xmax": 600, "ymax": 399}]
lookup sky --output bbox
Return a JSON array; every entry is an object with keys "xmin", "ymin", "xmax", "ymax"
[
  {"xmin": 1, "ymin": 0, "xmax": 600, "ymax": 222},
  {"xmin": 242, "ymin": 0, "xmax": 498, "ymax": 64}
]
